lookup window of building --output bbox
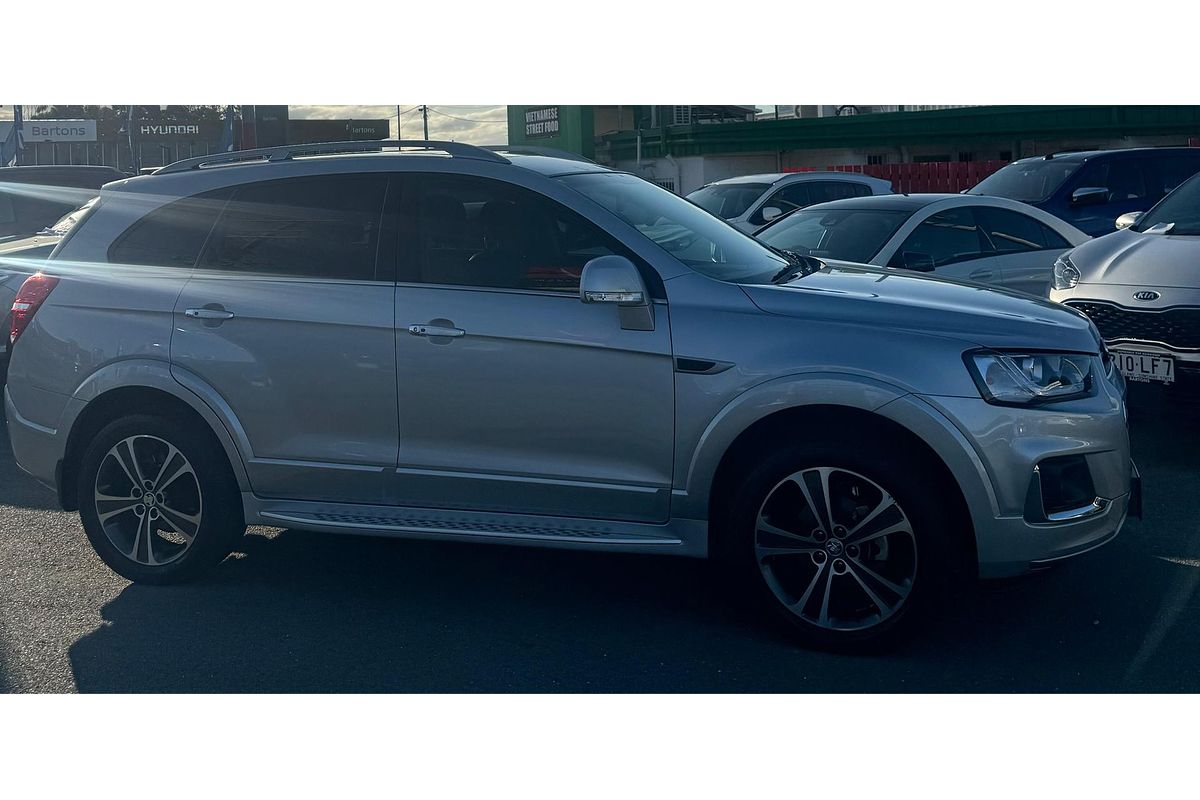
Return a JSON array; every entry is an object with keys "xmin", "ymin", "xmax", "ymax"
[
  {"xmin": 200, "ymin": 175, "xmax": 387, "ymax": 280},
  {"xmin": 867, "ymin": 155, "xmax": 886, "ymax": 166},
  {"xmin": 974, "ymin": 207, "xmax": 1071, "ymax": 253},
  {"xmin": 890, "ymin": 207, "xmax": 987, "ymax": 268},
  {"xmin": 406, "ymin": 174, "xmax": 630, "ymax": 293},
  {"xmin": 107, "ymin": 188, "xmax": 232, "ymax": 268}
]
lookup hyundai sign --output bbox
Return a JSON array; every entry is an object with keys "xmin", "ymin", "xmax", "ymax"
[{"xmin": 0, "ymin": 119, "xmax": 97, "ymax": 142}]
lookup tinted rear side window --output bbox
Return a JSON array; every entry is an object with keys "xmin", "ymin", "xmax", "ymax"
[
  {"xmin": 974, "ymin": 207, "xmax": 1071, "ymax": 252},
  {"xmin": 201, "ymin": 174, "xmax": 388, "ymax": 280},
  {"xmin": 108, "ymin": 188, "xmax": 231, "ymax": 268}
]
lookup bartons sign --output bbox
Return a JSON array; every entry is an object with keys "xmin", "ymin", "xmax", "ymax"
[
  {"xmin": 524, "ymin": 106, "xmax": 559, "ymax": 139},
  {"xmin": 0, "ymin": 119, "xmax": 97, "ymax": 142}
]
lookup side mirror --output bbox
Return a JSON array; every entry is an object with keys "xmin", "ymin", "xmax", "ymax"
[
  {"xmin": 899, "ymin": 251, "xmax": 936, "ymax": 272},
  {"xmin": 580, "ymin": 255, "xmax": 653, "ymax": 331},
  {"xmin": 760, "ymin": 206, "xmax": 784, "ymax": 223},
  {"xmin": 1115, "ymin": 211, "xmax": 1143, "ymax": 230},
  {"xmin": 580, "ymin": 255, "xmax": 647, "ymax": 305},
  {"xmin": 1071, "ymin": 187, "xmax": 1109, "ymax": 207}
]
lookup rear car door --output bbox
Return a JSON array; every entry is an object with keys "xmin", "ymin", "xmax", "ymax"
[
  {"xmin": 171, "ymin": 172, "xmax": 398, "ymax": 504},
  {"xmin": 887, "ymin": 207, "xmax": 999, "ymax": 285},
  {"xmin": 972, "ymin": 206, "xmax": 1074, "ymax": 296},
  {"xmin": 390, "ymin": 172, "xmax": 675, "ymax": 523}
]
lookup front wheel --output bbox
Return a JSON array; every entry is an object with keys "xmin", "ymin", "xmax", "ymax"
[
  {"xmin": 77, "ymin": 414, "xmax": 245, "ymax": 584},
  {"xmin": 718, "ymin": 439, "xmax": 967, "ymax": 651}
]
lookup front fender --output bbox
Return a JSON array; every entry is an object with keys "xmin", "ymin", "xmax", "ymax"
[{"xmin": 676, "ymin": 372, "xmax": 998, "ymax": 535}]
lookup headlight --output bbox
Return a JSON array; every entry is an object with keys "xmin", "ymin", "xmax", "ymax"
[
  {"xmin": 1052, "ymin": 253, "xmax": 1080, "ymax": 290},
  {"xmin": 966, "ymin": 350, "xmax": 1097, "ymax": 405}
]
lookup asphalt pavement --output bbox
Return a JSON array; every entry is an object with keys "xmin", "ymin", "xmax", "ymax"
[{"xmin": 1, "ymin": 384, "xmax": 1198, "ymax": 693}]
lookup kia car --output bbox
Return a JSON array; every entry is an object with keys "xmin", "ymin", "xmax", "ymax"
[{"xmin": 1050, "ymin": 171, "xmax": 1200, "ymax": 389}]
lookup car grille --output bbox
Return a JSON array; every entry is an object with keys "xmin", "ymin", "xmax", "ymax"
[{"xmin": 1067, "ymin": 301, "xmax": 1200, "ymax": 351}]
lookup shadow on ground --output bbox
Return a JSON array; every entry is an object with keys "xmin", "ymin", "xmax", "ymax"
[{"xmin": 63, "ymin": 385, "xmax": 1200, "ymax": 692}]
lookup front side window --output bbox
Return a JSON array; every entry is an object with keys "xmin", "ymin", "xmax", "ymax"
[
  {"xmin": 756, "ymin": 207, "xmax": 911, "ymax": 264},
  {"xmin": 751, "ymin": 183, "xmax": 811, "ymax": 224},
  {"xmin": 407, "ymin": 174, "xmax": 629, "ymax": 292},
  {"xmin": 974, "ymin": 207, "xmax": 1070, "ymax": 252},
  {"xmin": 560, "ymin": 172, "xmax": 787, "ymax": 285},
  {"xmin": 108, "ymin": 188, "xmax": 231, "ymax": 268},
  {"xmin": 200, "ymin": 174, "xmax": 387, "ymax": 280},
  {"xmin": 1073, "ymin": 159, "xmax": 1148, "ymax": 202},
  {"xmin": 889, "ymin": 208, "xmax": 988, "ymax": 268},
  {"xmin": 686, "ymin": 183, "xmax": 770, "ymax": 219}
]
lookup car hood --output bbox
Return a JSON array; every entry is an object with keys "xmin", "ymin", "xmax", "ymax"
[
  {"xmin": 741, "ymin": 264, "xmax": 1100, "ymax": 353},
  {"xmin": 1070, "ymin": 228, "xmax": 1200, "ymax": 288}
]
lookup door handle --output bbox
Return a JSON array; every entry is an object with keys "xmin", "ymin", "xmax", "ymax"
[
  {"xmin": 185, "ymin": 308, "xmax": 235, "ymax": 320},
  {"xmin": 408, "ymin": 324, "xmax": 465, "ymax": 338}
]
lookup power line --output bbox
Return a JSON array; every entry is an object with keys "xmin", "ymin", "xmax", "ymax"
[{"xmin": 426, "ymin": 106, "xmax": 506, "ymax": 124}]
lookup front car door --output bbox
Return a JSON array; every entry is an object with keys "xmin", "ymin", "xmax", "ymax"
[
  {"xmin": 171, "ymin": 171, "xmax": 398, "ymax": 504},
  {"xmin": 390, "ymin": 171, "xmax": 675, "ymax": 523},
  {"xmin": 1062, "ymin": 156, "xmax": 1152, "ymax": 235}
]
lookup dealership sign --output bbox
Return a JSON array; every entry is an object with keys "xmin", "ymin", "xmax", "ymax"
[
  {"xmin": 0, "ymin": 119, "xmax": 96, "ymax": 142},
  {"xmin": 524, "ymin": 106, "xmax": 560, "ymax": 139},
  {"xmin": 136, "ymin": 122, "xmax": 224, "ymax": 140}
]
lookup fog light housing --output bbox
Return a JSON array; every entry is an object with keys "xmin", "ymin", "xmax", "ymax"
[{"xmin": 1025, "ymin": 455, "xmax": 1101, "ymax": 522}]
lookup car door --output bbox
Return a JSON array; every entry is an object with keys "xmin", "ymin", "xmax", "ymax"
[
  {"xmin": 1061, "ymin": 157, "xmax": 1152, "ymax": 236},
  {"xmin": 390, "ymin": 172, "xmax": 675, "ymax": 523},
  {"xmin": 171, "ymin": 172, "xmax": 399, "ymax": 504},
  {"xmin": 972, "ymin": 205, "xmax": 1075, "ymax": 296},
  {"xmin": 886, "ymin": 206, "xmax": 1000, "ymax": 286},
  {"xmin": 747, "ymin": 182, "xmax": 812, "ymax": 229}
]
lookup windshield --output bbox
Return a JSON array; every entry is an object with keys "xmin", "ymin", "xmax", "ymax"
[
  {"xmin": 559, "ymin": 172, "xmax": 787, "ymax": 284},
  {"xmin": 42, "ymin": 197, "xmax": 99, "ymax": 235},
  {"xmin": 1133, "ymin": 172, "xmax": 1200, "ymax": 235},
  {"xmin": 686, "ymin": 183, "xmax": 769, "ymax": 219},
  {"xmin": 969, "ymin": 160, "xmax": 1081, "ymax": 203},
  {"xmin": 756, "ymin": 207, "xmax": 912, "ymax": 264}
]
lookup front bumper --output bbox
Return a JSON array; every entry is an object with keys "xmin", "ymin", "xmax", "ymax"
[{"xmin": 919, "ymin": 384, "xmax": 1133, "ymax": 579}]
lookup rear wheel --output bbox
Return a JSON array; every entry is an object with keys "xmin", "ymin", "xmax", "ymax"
[
  {"xmin": 78, "ymin": 414, "xmax": 244, "ymax": 583},
  {"xmin": 718, "ymin": 437, "xmax": 968, "ymax": 650}
]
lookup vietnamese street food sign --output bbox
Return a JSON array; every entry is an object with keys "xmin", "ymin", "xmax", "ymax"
[{"xmin": 524, "ymin": 106, "xmax": 560, "ymax": 139}]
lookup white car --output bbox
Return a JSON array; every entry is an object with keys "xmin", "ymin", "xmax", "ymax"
[
  {"xmin": 754, "ymin": 193, "xmax": 1091, "ymax": 296},
  {"xmin": 687, "ymin": 172, "xmax": 892, "ymax": 233},
  {"xmin": 1049, "ymin": 172, "xmax": 1200, "ymax": 388}
]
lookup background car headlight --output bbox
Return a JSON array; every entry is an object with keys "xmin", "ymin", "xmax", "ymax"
[
  {"xmin": 966, "ymin": 351, "xmax": 1097, "ymax": 405},
  {"xmin": 1052, "ymin": 254, "xmax": 1080, "ymax": 290}
]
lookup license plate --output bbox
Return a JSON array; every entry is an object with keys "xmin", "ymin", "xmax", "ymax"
[{"xmin": 1113, "ymin": 350, "xmax": 1174, "ymax": 384}]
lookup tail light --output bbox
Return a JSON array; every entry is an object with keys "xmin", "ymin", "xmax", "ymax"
[{"xmin": 10, "ymin": 273, "xmax": 60, "ymax": 346}]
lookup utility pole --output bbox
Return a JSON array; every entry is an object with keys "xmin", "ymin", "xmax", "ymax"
[
  {"xmin": 420, "ymin": 105, "xmax": 429, "ymax": 140},
  {"xmin": 396, "ymin": 105, "xmax": 401, "ymax": 139}
]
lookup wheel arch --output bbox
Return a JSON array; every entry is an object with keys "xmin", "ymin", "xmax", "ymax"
[
  {"xmin": 60, "ymin": 365, "xmax": 250, "ymax": 511},
  {"xmin": 706, "ymin": 403, "xmax": 978, "ymax": 571}
]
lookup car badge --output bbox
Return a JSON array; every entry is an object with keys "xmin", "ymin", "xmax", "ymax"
[{"xmin": 1132, "ymin": 291, "xmax": 1161, "ymax": 302}]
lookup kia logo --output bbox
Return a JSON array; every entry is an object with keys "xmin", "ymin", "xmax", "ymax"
[{"xmin": 1133, "ymin": 291, "xmax": 1161, "ymax": 302}]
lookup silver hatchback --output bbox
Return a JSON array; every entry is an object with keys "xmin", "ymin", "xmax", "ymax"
[{"xmin": 4, "ymin": 141, "xmax": 1138, "ymax": 649}]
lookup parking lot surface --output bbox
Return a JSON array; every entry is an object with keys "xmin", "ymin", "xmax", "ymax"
[{"xmin": 0, "ymin": 385, "xmax": 1197, "ymax": 693}]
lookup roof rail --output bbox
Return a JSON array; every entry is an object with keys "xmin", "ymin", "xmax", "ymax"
[{"xmin": 154, "ymin": 139, "xmax": 510, "ymax": 175}]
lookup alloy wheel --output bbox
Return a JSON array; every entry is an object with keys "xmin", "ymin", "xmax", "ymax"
[
  {"xmin": 93, "ymin": 435, "xmax": 203, "ymax": 567},
  {"xmin": 755, "ymin": 466, "xmax": 917, "ymax": 632}
]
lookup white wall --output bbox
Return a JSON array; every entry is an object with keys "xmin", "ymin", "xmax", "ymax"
[{"xmin": 616, "ymin": 153, "xmax": 779, "ymax": 195}]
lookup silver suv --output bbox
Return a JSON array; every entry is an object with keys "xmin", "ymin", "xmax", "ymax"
[{"xmin": 4, "ymin": 141, "xmax": 1138, "ymax": 649}]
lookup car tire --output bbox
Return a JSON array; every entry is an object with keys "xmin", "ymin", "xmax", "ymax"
[
  {"xmin": 77, "ymin": 413, "xmax": 244, "ymax": 584},
  {"xmin": 716, "ymin": 434, "xmax": 969, "ymax": 652}
]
